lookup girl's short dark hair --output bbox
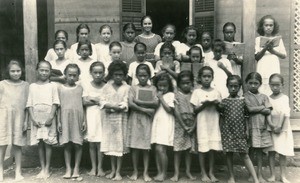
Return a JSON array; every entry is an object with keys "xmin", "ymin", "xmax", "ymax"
[
  {"xmin": 226, "ymin": 75, "xmax": 242, "ymax": 86},
  {"xmin": 212, "ymin": 39, "xmax": 225, "ymax": 51},
  {"xmin": 181, "ymin": 25, "xmax": 199, "ymax": 43},
  {"xmin": 136, "ymin": 63, "xmax": 151, "ymax": 76},
  {"xmin": 76, "ymin": 24, "xmax": 90, "ymax": 42},
  {"xmin": 161, "ymin": 24, "xmax": 176, "ymax": 40},
  {"xmin": 36, "ymin": 60, "xmax": 52, "ymax": 70},
  {"xmin": 134, "ymin": 42, "xmax": 146, "ymax": 53},
  {"xmin": 153, "ymin": 72, "xmax": 174, "ymax": 92},
  {"xmin": 177, "ymin": 70, "xmax": 193, "ymax": 86},
  {"xmin": 223, "ymin": 22, "xmax": 236, "ymax": 33},
  {"xmin": 269, "ymin": 73, "xmax": 284, "ymax": 84},
  {"xmin": 4, "ymin": 59, "xmax": 25, "ymax": 79},
  {"xmin": 99, "ymin": 24, "xmax": 113, "ymax": 34},
  {"xmin": 64, "ymin": 63, "xmax": 81, "ymax": 75},
  {"xmin": 53, "ymin": 40, "xmax": 67, "ymax": 49},
  {"xmin": 198, "ymin": 66, "xmax": 214, "ymax": 80},
  {"xmin": 245, "ymin": 72, "xmax": 262, "ymax": 84},
  {"xmin": 187, "ymin": 45, "xmax": 203, "ymax": 60},
  {"xmin": 257, "ymin": 15, "xmax": 279, "ymax": 36},
  {"xmin": 106, "ymin": 60, "xmax": 128, "ymax": 81},
  {"xmin": 140, "ymin": 15, "xmax": 153, "ymax": 27},
  {"xmin": 89, "ymin": 61, "xmax": 105, "ymax": 73},
  {"xmin": 77, "ymin": 40, "xmax": 93, "ymax": 56},
  {"xmin": 159, "ymin": 42, "xmax": 175, "ymax": 58},
  {"xmin": 55, "ymin": 30, "xmax": 68, "ymax": 41},
  {"xmin": 123, "ymin": 23, "xmax": 136, "ymax": 32},
  {"xmin": 109, "ymin": 41, "xmax": 122, "ymax": 51},
  {"xmin": 200, "ymin": 31, "xmax": 213, "ymax": 41}
]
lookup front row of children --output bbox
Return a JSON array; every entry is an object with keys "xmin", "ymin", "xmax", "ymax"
[{"xmin": 0, "ymin": 58, "xmax": 294, "ymax": 183}]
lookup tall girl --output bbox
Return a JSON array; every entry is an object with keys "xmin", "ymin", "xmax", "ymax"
[
  {"xmin": 27, "ymin": 61, "xmax": 59, "ymax": 179},
  {"xmin": 134, "ymin": 16, "xmax": 162, "ymax": 66},
  {"xmin": 82, "ymin": 61, "xmax": 106, "ymax": 177},
  {"xmin": 120, "ymin": 23, "xmax": 137, "ymax": 67},
  {"xmin": 49, "ymin": 40, "xmax": 72, "ymax": 84},
  {"xmin": 0, "ymin": 60, "xmax": 29, "ymax": 181},
  {"xmin": 200, "ymin": 31, "xmax": 214, "ymax": 61},
  {"xmin": 101, "ymin": 61, "xmax": 130, "ymax": 181},
  {"xmin": 171, "ymin": 71, "xmax": 196, "ymax": 182},
  {"xmin": 154, "ymin": 24, "xmax": 181, "ymax": 61},
  {"xmin": 44, "ymin": 30, "xmax": 72, "ymax": 62},
  {"xmin": 190, "ymin": 66, "xmax": 222, "ymax": 182},
  {"xmin": 57, "ymin": 64, "xmax": 86, "ymax": 180},
  {"xmin": 151, "ymin": 73, "xmax": 175, "ymax": 182},
  {"xmin": 127, "ymin": 64, "xmax": 159, "ymax": 182},
  {"xmin": 266, "ymin": 74, "xmax": 294, "ymax": 183},
  {"xmin": 220, "ymin": 75, "xmax": 259, "ymax": 183},
  {"xmin": 178, "ymin": 26, "xmax": 203, "ymax": 62},
  {"xmin": 244, "ymin": 72, "xmax": 273, "ymax": 182},
  {"xmin": 255, "ymin": 15, "xmax": 286, "ymax": 95},
  {"xmin": 96, "ymin": 25, "xmax": 113, "ymax": 68},
  {"xmin": 70, "ymin": 24, "xmax": 97, "ymax": 60}
]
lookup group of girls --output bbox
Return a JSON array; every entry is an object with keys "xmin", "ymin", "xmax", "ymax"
[{"xmin": 0, "ymin": 14, "xmax": 292, "ymax": 183}]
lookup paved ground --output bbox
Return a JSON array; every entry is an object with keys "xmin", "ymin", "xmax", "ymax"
[{"xmin": 2, "ymin": 165, "xmax": 300, "ymax": 183}]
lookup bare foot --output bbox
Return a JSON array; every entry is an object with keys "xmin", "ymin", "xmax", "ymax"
[
  {"xmin": 280, "ymin": 177, "xmax": 290, "ymax": 183},
  {"xmin": 63, "ymin": 169, "xmax": 72, "ymax": 179},
  {"xmin": 106, "ymin": 171, "xmax": 115, "ymax": 179},
  {"xmin": 44, "ymin": 171, "xmax": 51, "ymax": 179},
  {"xmin": 36, "ymin": 170, "xmax": 44, "ymax": 179},
  {"xmin": 112, "ymin": 173, "xmax": 122, "ymax": 181},
  {"xmin": 88, "ymin": 168, "xmax": 96, "ymax": 176},
  {"xmin": 143, "ymin": 173, "xmax": 152, "ymax": 182},
  {"xmin": 72, "ymin": 168, "xmax": 80, "ymax": 178},
  {"xmin": 128, "ymin": 171, "xmax": 138, "ymax": 181},
  {"xmin": 258, "ymin": 176, "xmax": 266, "ymax": 183},
  {"xmin": 267, "ymin": 176, "xmax": 276, "ymax": 182},
  {"xmin": 200, "ymin": 174, "xmax": 211, "ymax": 182},
  {"xmin": 227, "ymin": 177, "xmax": 235, "ymax": 183},
  {"xmin": 97, "ymin": 169, "xmax": 106, "ymax": 177},
  {"xmin": 14, "ymin": 174, "xmax": 24, "ymax": 182},
  {"xmin": 154, "ymin": 174, "xmax": 165, "ymax": 182},
  {"xmin": 248, "ymin": 176, "xmax": 254, "ymax": 182},
  {"xmin": 186, "ymin": 171, "xmax": 196, "ymax": 180},
  {"xmin": 170, "ymin": 174, "xmax": 179, "ymax": 182}
]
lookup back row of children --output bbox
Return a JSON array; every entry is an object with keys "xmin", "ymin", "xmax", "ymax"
[{"xmin": 0, "ymin": 14, "xmax": 291, "ymax": 183}]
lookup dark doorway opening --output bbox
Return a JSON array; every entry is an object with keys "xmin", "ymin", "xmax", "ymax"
[{"xmin": 146, "ymin": 0, "xmax": 189, "ymax": 41}]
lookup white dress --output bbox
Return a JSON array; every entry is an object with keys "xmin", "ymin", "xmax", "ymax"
[
  {"xmin": 70, "ymin": 42, "xmax": 97, "ymax": 61},
  {"xmin": 75, "ymin": 57, "xmax": 95, "ymax": 85},
  {"xmin": 151, "ymin": 92, "xmax": 175, "ymax": 146},
  {"xmin": 44, "ymin": 48, "xmax": 72, "ymax": 62},
  {"xmin": 50, "ymin": 59, "xmax": 72, "ymax": 74},
  {"xmin": 265, "ymin": 94, "xmax": 294, "ymax": 156},
  {"xmin": 204, "ymin": 58, "xmax": 233, "ymax": 99},
  {"xmin": 190, "ymin": 88, "xmax": 222, "ymax": 152},
  {"xmin": 128, "ymin": 61, "xmax": 155, "ymax": 86},
  {"xmin": 255, "ymin": 36, "xmax": 286, "ymax": 96},
  {"xmin": 95, "ymin": 42, "xmax": 112, "ymax": 73},
  {"xmin": 203, "ymin": 50, "xmax": 214, "ymax": 63},
  {"xmin": 82, "ymin": 82, "xmax": 104, "ymax": 143}
]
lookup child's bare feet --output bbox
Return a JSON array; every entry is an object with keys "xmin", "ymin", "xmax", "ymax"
[
  {"xmin": 209, "ymin": 173, "xmax": 219, "ymax": 182},
  {"xmin": 44, "ymin": 170, "xmax": 51, "ymax": 179},
  {"xmin": 97, "ymin": 169, "xmax": 105, "ymax": 177},
  {"xmin": 88, "ymin": 168, "xmax": 96, "ymax": 176},
  {"xmin": 280, "ymin": 176, "xmax": 290, "ymax": 183},
  {"xmin": 227, "ymin": 177, "xmax": 235, "ymax": 183},
  {"xmin": 200, "ymin": 173, "xmax": 211, "ymax": 182},
  {"xmin": 128, "ymin": 171, "xmax": 138, "ymax": 181},
  {"xmin": 36, "ymin": 170, "xmax": 44, "ymax": 178},
  {"xmin": 62, "ymin": 169, "xmax": 72, "ymax": 179},
  {"xmin": 15, "ymin": 174, "xmax": 24, "ymax": 182},
  {"xmin": 170, "ymin": 174, "xmax": 179, "ymax": 182},
  {"xmin": 258, "ymin": 176, "xmax": 266, "ymax": 183},
  {"xmin": 72, "ymin": 168, "xmax": 80, "ymax": 178},
  {"xmin": 112, "ymin": 173, "xmax": 122, "ymax": 181},
  {"xmin": 106, "ymin": 171, "xmax": 115, "ymax": 179},
  {"xmin": 143, "ymin": 173, "xmax": 152, "ymax": 182},
  {"xmin": 267, "ymin": 176, "xmax": 276, "ymax": 182},
  {"xmin": 154, "ymin": 174, "xmax": 165, "ymax": 182},
  {"xmin": 186, "ymin": 171, "xmax": 196, "ymax": 180}
]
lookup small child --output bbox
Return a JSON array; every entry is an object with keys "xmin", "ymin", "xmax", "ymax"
[
  {"xmin": 120, "ymin": 23, "xmax": 137, "ymax": 67},
  {"xmin": 27, "ymin": 61, "xmax": 59, "ymax": 179},
  {"xmin": 171, "ymin": 71, "xmax": 196, "ymax": 182},
  {"xmin": 101, "ymin": 61, "xmax": 130, "ymax": 181},
  {"xmin": 151, "ymin": 73, "xmax": 175, "ymax": 182},
  {"xmin": 244, "ymin": 72, "xmax": 273, "ymax": 182},
  {"xmin": 82, "ymin": 61, "xmax": 106, "ymax": 177},
  {"xmin": 200, "ymin": 31, "xmax": 214, "ymax": 62},
  {"xmin": 219, "ymin": 75, "xmax": 259, "ymax": 183},
  {"xmin": 185, "ymin": 46, "xmax": 203, "ymax": 87},
  {"xmin": 255, "ymin": 15, "xmax": 286, "ymax": 95},
  {"xmin": 57, "ymin": 64, "xmax": 86, "ymax": 180},
  {"xmin": 190, "ymin": 66, "xmax": 222, "ymax": 182},
  {"xmin": 128, "ymin": 42, "xmax": 155, "ymax": 86},
  {"xmin": 96, "ymin": 25, "xmax": 113, "ymax": 69},
  {"xmin": 0, "ymin": 60, "xmax": 29, "ymax": 181},
  {"xmin": 127, "ymin": 64, "xmax": 159, "ymax": 182},
  {"xmin": 266, "ymin": 74, "xmax": 294, "ymax": 183},
  {"xmin": 204, "ymin": 39, "xmax": 233, "ymax": 99}
]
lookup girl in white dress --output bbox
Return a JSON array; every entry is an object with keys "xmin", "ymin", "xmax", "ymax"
[
  {"xmin": 151, "ymin": 73, "xmax": 175, "ymax": 182},
  {"xmin": 266, "ymin": 74, "xmax": 294, "ymax": 183},
  {"xmin": 83, "ymin": 61, "xmax": 106, "ymax": 177},
  {"xmin": 95, "ymin": 24, "xmax": 113, "ymax": 70},
  {"xmin": 200, "ymin": 31, "xmax": 214, "ymax": 62}
]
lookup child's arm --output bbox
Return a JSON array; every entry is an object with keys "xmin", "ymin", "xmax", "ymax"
[
  {"xmin": 157, "ymin": 93, "xmax": 173, "ymax": 114},
  {"xmin": 23, "ymin": 109, "xmax": 29, "ymax": 132},
  {"xmin": 174, "ymin": 103, "xmax": 189, "ymax": 132},
  {"xmin": 45, "ymin": 104, "xmax": 58, "ymax": 126},
  {"xmin": 217, "ymin": 62, "xmax": 232, "ymax": 76},
  {"xmin": 160, "ymin": 65, "xmax": 178, "ymax": 80},
  {"xmin": 227, "ymin": 53, "xmax": 243, "ymax": 65},
  {"xmin": 81, "ymin": 108, "xmax": 87, "ymax": 132},
  {"xmin": 57, "ymin": 107, "xmax": 62, "ymax": 133},
  {"xmin": 193, "ymin": 101, "xmax": 210, "ymax": 114},
  {"xmin": 133, "ymin": 98, "xmax": 159, "ymax": 109},
  {"xmin": 50, "ymin": 75, "xmax": 66, "ymax": 84},
  {"xmin": 127, "ymin": 76, "xmax": 132, "ymax": 85},
  {"xmin": 268, "ymin": 46, "xmax": 286, "ymax": 59},
  {"xmin": 82, "ymin": 96, "xmax": 99, "ymax": 107},
  {"xmin": 255, "ymin": 40, "xmax": 273, "ymax": 61},
  {"xmin": 28, "ymin": 107, "xmax": 41, "ymax": 128},
  {"xmin": 129, "ymin": 98, "xmax": 155, "ymax": 116}
]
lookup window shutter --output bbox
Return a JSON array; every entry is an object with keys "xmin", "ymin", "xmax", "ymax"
[{"xmin": 193, "ymin": 0, "xmax": 215, "ymax": 34}]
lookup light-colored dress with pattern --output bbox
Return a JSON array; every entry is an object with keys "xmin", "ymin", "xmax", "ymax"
[{"xmin": 134, "ymin": 34, "xmax": 162, "ymax": 63}]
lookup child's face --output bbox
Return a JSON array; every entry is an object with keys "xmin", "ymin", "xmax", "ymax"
[
  {"xmin": 269, "ymin": 77, "xmax": 283, "ymax": 95},
  {"xmin": 200, "ymin": 70, "xmax": 213, "ymax": 88},
  {"xmin": 213, "ymin": 47, "xmax": 223, "ymax": 60},
  {"xmin": 263, "ymin": 18, "xmax": 274, "ymax": 36},
  {"xmin": 123, "ymin": 28, "xmax": 135, "ymax": 43},
  {"xmin": 135, "ymin": 46, "xmax": 146, "ymax": 62},
  {"xmin": 56, "ymin": 32, "xmax": 67, "ymax": 42},
  {"xmin": 157, "ymin": 79, "xmax": 169, "ymax": 94},
  {"xmin": 247, "ymin": 78, "xmax": 261, "ymax": 93},
  {"xmin": 186, "ymin": 29, "xmax": 197, "ymax": 45},
  {"xmin": 223, "ymin": 25, "xmax": 236, "ymax": 42},
  {"xmin": 9, "ymin": 64, "xmax": 22, "ymax": 81},
  {"xmin": 100, "ymin": 27, "xmax": 112, "ymax": 43},
  {"xmin": 163, "ymin": 27, "xmax": 175, "ymax": 42},
  {"xmin": 37, "ymin": 62, "xmax": 51, "ymax": 82},
  {"xmin": 54, "ymin": 43, "xmax": 66, "ymax": 59},
  {"xmin": 112, "ymin": 70, "xmax": 125, "ymax": 86},
  {"xmin": 142, "ymin": 17, "xmax": 152, "ymax": 32},
  {"xmin": 137, "ymin": 69, "xmax": 149, "ymax": 86},
  {"xmin": 110, "ymin": 46, "xmax": 122, "ymax": 61},
  {"xmin": 201, "ymin": 33, "xmax": 212, "ymax": 50},
  {"xmin": 78, "ymin": 44, "xmax": 91, "ymax": 59},
  {"xmin": 227, "ymin": 79, "xmax": 240, "ymax": 97},
  {"xmin": 179, "ymin": 76, "xmax": 192, "ymax": 93},
  {"xmin": 161, "ymin": 48, "xmax": 174, "ymax": 59},
  {"xmin": 78, "ymin": 28, "xmax": 89, "ymax": 42},
  {"xmin": 190, "ymin": 49, "xmax": 201, "ymax": 63},
  {"xmin": 91, "ymin": 66, "xmax": 104, "ymax": 83},
  {"xmin": 65, "ymin": 67, "xmax": 79, "ymax": 85}
]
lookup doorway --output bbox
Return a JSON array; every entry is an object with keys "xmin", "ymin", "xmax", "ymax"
[{"xmin": 146, "ymin": 0, "xmax": 189, "ymax": 40}]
